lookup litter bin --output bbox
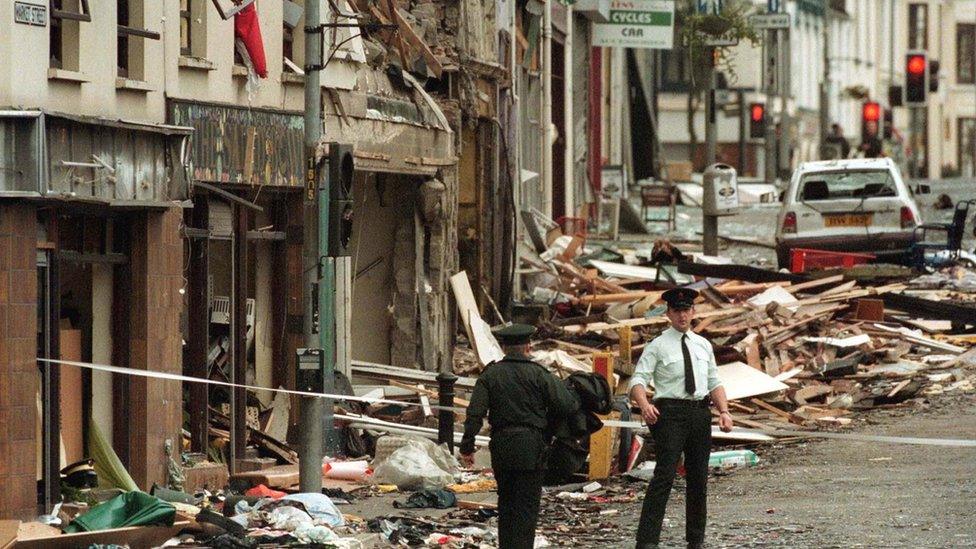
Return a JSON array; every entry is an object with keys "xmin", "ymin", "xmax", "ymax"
[{"xmin": 702, "ymin": 163, "xmax": 739, "ymax": 216}]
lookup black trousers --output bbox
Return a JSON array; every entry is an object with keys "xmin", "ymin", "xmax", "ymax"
[
  {"xmin": 635, "ymin": 403, "xmax": 712, "ymax": 547},
  {"xmin": 495, "ymin": 468, "xmax": 544, "ymax": 549}
]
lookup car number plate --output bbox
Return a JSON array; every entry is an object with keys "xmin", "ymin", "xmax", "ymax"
[{"xmin": 824, "ymin": 213, "xmax": 873, "ymax": 227}]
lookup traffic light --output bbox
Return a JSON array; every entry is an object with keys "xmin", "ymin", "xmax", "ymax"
[
  {"xmin": 883, "ymin": 109, "xmax": 893, "ymax": 140},
  {"xmin": 905, "ymin": 52, "xmax": 927, "ymax": 105},
  {"xmin": 749, "ymin": 103, "xmax": 765, "ymax": 139},
  {"xmin": 328, "ymin": 143, "xmax": 354, "ymax": 257},
  {"xmin": 929, "ymin": 59, "xmax": 940, "ymax": 92},
  {"xmin": 861, "ymin": 101, "xmax": 882, "ymax": 143},
  {"xmin": 888, "ymin": 85, "xmax": 903, "ymax": 107}
]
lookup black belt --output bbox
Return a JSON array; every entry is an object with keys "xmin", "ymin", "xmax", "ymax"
[
  {"xmin": 655, "ymin": 397, "xmax": 711, "ymax": 409},
  {"xmin": 493, "ymin": 424, "xmax": 544, "ymax": 434}
]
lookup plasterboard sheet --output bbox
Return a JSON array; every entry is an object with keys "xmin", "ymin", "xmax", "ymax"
[
  {"xmin": 469, "ymin": 311, "xmax": 505, "ymax": 366},
  {"xmin": 748, "ymin": 285, "xmax": 799, "ymax": 309},
  {"xmin": 718, "ymin": 361, "xmax": 790, "ymax": 401},
  {"xmin": 589, "ymin": 259, "xmax": 659, "ymax": 281}
]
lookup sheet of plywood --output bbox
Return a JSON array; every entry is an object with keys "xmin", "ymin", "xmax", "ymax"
[
  {"xmin": 449, "ymin": 271, "xmax": 479, "ymax": 345},
  {"xmin": 717, "ymin": 362, "xmax": 790, "ymax": 401},
  {"xmin": 59, "ymin": 328, "xmax": 84, "ymax": 467},
  {"xmin": 1, "ymin": 520, "xmax": 19, "ymax": 549}
]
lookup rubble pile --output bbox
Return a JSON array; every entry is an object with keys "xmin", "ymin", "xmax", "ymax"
[{"xmin": 509, "ymin": 234, "xmax": 976, "ymax": 434}]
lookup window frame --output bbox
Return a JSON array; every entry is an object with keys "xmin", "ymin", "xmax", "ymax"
[
  {"xmin": 958, "ymin": 23, "xmax": 976, "ymax": 85},
  {"xmin": 116, "ymin": 0, "xmax": 160, "ymax": 81},
  {"xmin": 49, "ymin": 0, "xmax": 90, "ymax": 71},
  {"xmin": 180, "ymin": 0, "xmax": 192, "ymax": 56},
  {"xmin": 50, "ymin": 0, "xmax": 91, "ymax": 22},
  {"xmin": 908, "ymin": 3, "xmax": 928, "ymax": 51}
]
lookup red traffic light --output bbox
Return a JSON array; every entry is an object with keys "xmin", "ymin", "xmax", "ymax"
[
  {"xmin": 862, "ymin": 102, "xmax": 881, "ymax": 122},
  {"xmin": 750, "ymin": 103, "xmax": 765, "ymax": 122},
  {"xmin": 907, "ymin": 55, "xmax": 926, "ymax": 75}
]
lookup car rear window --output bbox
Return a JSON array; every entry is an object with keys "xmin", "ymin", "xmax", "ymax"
[{"xmin": 796, "ymin": 170, "xmax": 897, "ymax": 201}]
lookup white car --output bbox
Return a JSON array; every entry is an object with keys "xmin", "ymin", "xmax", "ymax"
[{"xmin": 774, "ymin": 158, "xmax": 923, "ymax": 269}]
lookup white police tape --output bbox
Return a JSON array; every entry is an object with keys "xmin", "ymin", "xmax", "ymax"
[
  {"xmin": 38, "ymin": 358, "xmax": 466, "ymax": 414},
  {"xmin": 600, "ymin": 419, "xmax": 976, "ymax": 447}
]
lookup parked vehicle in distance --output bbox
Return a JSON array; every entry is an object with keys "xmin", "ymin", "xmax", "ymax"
[{"xmin": 774, "ymin": 158, "xmax": 923, "ymax": 269}]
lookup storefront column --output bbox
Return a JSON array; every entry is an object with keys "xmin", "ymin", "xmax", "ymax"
[
  {"xmin": 0, "ymin": 203, "xmax": 39, "ymax": 519},
  {"xmin": 127, "ymin": 207, "xmax": 184, "ymax": 489}
]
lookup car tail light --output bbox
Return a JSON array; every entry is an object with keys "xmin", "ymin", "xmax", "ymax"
[
  {"xmin": 782, "ymin": 212, "xmax": 797, "ymax": 234},
  {"xmin": 900, "ymin": 206, "xmax": 916, "ymax": 229}
]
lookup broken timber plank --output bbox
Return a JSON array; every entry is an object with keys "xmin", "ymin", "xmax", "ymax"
[
  {"xmin": 783, "ymin": 274, "xmax": 845, "ymax": 294},
  {"xmin": 749, "ymin": 398, "xmax": 804, "ymax": 425}
]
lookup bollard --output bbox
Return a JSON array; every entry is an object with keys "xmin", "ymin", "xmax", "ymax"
[{"xmin": 436, "ymin": 372, "xmax": 458, "ymax": 451}]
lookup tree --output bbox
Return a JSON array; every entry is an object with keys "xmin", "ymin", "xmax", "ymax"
[{"xmin": 673, "ymin": 0, "xmax": 761, "ymax": 168}]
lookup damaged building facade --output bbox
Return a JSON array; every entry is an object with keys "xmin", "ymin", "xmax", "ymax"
[
  {"xmin": 0, "ymin": 0, "xmax": 461, "ymax": 516},
  {"xmin": 1, "ymin": 0, "xmax": 703, "ymax": 521}
]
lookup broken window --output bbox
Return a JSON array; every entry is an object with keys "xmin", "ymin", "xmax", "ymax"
[
  {"xmin": 282, "ymin": 0, "xmax": 304, "ymax": 73},
  {"xmin": 180, "ymin": 0, "xmax": 192, "ymax": 56},
  {"xmin": 958, "ymin": 23, "xmax": 975, "ymax": 85},
  {"xmin": 117, "ymin": 0, "xmax": 160, "ymax": 81},
  {"xmin": 908, "ymin": 3, "xmax": 927, "ymax": 50},
  {"xmin": 49, "ymin": 0, "xmax": 90, "ymax": 71}
]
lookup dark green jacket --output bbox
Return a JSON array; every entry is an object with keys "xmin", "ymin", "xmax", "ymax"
[{"xmin": 460, "ymin": 355, "xmax": 579, "ymax": 470}]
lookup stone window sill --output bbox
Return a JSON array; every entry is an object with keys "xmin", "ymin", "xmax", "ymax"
[
  {"xmin": 178, "ymin": 56, "xmax": 216, "ymax": 71},
  {"xmin": 232, "ymin": 64, "xmax": 249, "ymax": 78},
  {"xmin": 115, "ymin": 77, "xmax": 153, "ymax": 92},
  {"xmin": 48, "ymin": 68, "xmax": 89, "ymax": 83},
  {"xmin": 282, "ymin": 72, "xmax": 305, "ymax": 85}
]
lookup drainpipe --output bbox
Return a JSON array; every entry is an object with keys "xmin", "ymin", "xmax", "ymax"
[
  {"xmin": 564, "ymin": 5, "xmax": 574, "ymax": 218},
  {"xmin": 512, "ymin": 0, "xmax": 523, "ymax": 300},
  {"xmin": 541, "ymin": 0, "xmax": 553, "ymax": 218}
]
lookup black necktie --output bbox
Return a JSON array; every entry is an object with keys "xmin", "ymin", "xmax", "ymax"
[{"xmin": 681, "ymin": 335, "xmax": 696, "ymax": 396}]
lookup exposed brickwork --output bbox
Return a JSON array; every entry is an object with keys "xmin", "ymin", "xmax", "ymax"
[
  {"xmin": 127, "ymin": 208, "xmax": 184, "ymax": 489},
  {"xmin": 0, "ymin": 202, "xmax": 39, "ymax": 520}
]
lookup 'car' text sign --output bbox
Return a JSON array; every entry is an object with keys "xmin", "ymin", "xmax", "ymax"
[{"xmin": 592, "ymin": 0, "xmax": 675, "ymax": 49}]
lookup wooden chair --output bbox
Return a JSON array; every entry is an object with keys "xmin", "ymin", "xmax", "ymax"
[{"xmin": 640, "ymin": 183, "xmax": 677, "ymax": 232}]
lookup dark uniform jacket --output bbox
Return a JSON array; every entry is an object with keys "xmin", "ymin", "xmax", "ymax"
[{"xmin": 459, "ymin": 355, "xmax": 579, "ymax": 471}]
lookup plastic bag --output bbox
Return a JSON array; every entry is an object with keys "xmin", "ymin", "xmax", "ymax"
[
  {"xmin": 267, "ymin": 506, "xmax": 313, "ymax": 532},
  {"xmin": 281, "ymin": 493, "xmax": 345, "ymax": 527},
  {"xmin": 371, "ymin": 438, "xmax": 457, "ymax": 490}
]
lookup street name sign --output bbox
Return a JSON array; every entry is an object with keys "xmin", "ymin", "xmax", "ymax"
[
  {"xmin": 14, "ymin": 2, "xmax": 47, "ymax": 26},
  {"xmin": 592, "ymin": 0, "xmax": 675, "ymax": 49},
  {"xmin": 749, "ymin": 13, "xmax": 790, "ymax": 29}
]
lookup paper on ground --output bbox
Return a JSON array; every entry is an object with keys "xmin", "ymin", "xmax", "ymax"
[
  {"xmin": 469, "ymin": 310, "xmax": 504, "ymax": 366},
  {"xmin": 747, "ymin": 285, "xmax": 799, "ymax": 310},
  {"xmin": 804, "ymin": 334, "xmax": 871, "ymax": 348}
]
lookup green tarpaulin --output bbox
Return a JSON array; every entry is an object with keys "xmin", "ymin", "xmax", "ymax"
[{"xmin": 64, "ymin": 491, "xmax": 175, "ymax": 533}]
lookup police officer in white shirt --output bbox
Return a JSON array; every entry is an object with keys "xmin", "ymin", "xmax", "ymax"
[{"xmin": 630, "ymin": 287, "xmax": 734, "ymax": 549}]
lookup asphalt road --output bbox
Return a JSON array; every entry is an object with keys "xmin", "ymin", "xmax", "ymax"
[{"xmin": 558, "ymin": 389, "xmax": 976, "ymax": 548}]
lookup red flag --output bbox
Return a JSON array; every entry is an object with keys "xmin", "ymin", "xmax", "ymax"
[{"xmin": 234, "ymin": 3, "xmax": 267, "ymax": 78}]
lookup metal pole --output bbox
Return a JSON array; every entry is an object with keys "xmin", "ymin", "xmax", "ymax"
[
  {"xmin": 436, "ymin": 372, "xmax": 458, "ymax": 451},
  {"xmin": 705, "ymin": 47, "xmax": 717, "ymax": 166},
  {"xmin": 763, "ymin": 29, "xmax": 777, "ymax": 187},
  {"xmin": 819, "ymin": 9, "xmax": 830, "ymax": 152},
  {"xmin": 737, "ymin": 89, "xmax": 746, "ymax": 172},
  {"xmin": 300, "ymin": 0, "xmax": 324, "ymax": 494},
  {"xmin": 778, "ymin": 11, "xmax": 791, "ymax": 177},
  {"xmin": 703, "ymin": 47, "xmax": 719, "ymax": 257}
]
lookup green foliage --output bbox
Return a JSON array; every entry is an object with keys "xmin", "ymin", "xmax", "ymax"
[{"xmin": 676, "ymin": 0, "xmax": 763, "ymax": 91}]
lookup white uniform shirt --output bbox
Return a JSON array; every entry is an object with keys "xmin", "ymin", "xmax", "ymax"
[{"xmin": 628, "ymin": 327, "xmax": 722, "ymax": 400}]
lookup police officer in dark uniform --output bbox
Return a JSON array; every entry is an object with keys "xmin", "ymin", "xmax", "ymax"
[
  {"xmin": 630, "ymin": 288, "xmax": 734, "ymax": 549},
  {"xmin": 459, "ymin": 324, "xmax": 579, "ymax": 549}
]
